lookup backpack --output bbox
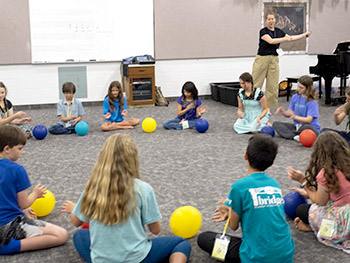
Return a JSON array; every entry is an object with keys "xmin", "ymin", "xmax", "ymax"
[
  {"xmin": 155, "ymin": 86, "xmax": 169, "ymax": 106},
  {"xmin": 279, "ymin": 80, "xmax": 291, "ymax": 97}
]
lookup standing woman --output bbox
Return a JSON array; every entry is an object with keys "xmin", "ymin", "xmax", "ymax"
[
  {"xmin": 233, "ymin": 72, "xmax": 269, "ymax": 134},
  {"xmin": 252, "ymin": 12, "xmax": 311, "ymax": 108}
]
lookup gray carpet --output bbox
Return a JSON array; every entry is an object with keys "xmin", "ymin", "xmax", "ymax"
[{"xmin": 2, "ymin": 95, "xmax": 349, "ymax": 263}]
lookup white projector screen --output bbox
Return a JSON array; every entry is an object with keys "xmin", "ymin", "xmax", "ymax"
[{"xmin": 29, "ymin": 0, "xmax": 154, "ymax": 63}]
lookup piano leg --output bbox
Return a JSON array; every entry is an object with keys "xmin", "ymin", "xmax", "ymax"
[
  {"xmin": 324, "ymin": 77, "xmax": 334, "ymax": 105},
  {"xmin": 318, "ymin": 78, "xmax": 322, "ymax": 99},
  {"xmin": 340, "ymin": 76, "xmax": 348, "ymax": 96}
]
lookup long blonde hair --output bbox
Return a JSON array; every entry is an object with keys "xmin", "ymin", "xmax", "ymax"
[
  {"xmin": 80, "ymin": 133, "xmax": 140, "ymax": 225},
  {"xmin": 305, "ymin": 131, "xmax": 350, "ymax": 194}
]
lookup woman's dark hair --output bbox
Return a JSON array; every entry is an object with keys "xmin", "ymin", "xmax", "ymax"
[{"xmin": 181, "ymin": 81, "xmax": 198, "ymax": 100}]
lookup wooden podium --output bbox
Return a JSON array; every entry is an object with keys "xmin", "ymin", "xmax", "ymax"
[{"xmin": 123, "ymin": 65, "xmax": 155, "ymax": 106}]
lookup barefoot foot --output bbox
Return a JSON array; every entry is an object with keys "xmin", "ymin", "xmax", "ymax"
[
  {"xmin": 121, "ymin": 126, "xmax": 134, "ymax": 129},
  {"xmin": 294, "ymin": 217, "xmax": 312, "ymax": 232}
]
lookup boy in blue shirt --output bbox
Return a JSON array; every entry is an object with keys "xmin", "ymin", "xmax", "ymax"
[
  {"xmin": 197, "ymin": 134, "xmax": 295, "ymax": 263},
  {"xmin": 0, "ymin": 125, "xmax": 67, "ymax": 254},
  {"xmin": 49, "ymin": 82, "xmax": 85, "ymax": 135}
]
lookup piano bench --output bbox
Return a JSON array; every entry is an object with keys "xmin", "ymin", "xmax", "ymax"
[{"xmin": 286, "ymin": 75, "xmax": 322, "ymax": 101}]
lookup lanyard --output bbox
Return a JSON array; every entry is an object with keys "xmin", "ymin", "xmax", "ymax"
[
  {"xmin": 268, "ymin": 29, "xmax": 277, "ymax": 38},
  {"xmin": 0, "ymin": 100, "xmax": 8, "ymax": 118},
  {"xmin": 327, "ymin": 201, "xmax": 332, "ymax": 218},
  {"xmin": 66, "ymin": 99, "xmax": 74, "ymax": 118},
  {"xmin": 268, "ymin": 29, "xmax": 278, "ymax": 49},
  {"xmin": 0, "ymin": 105, "xmax": 7, "ymax": 118},
  {"xmin": 182, "ymin": 99, "xmax": 196, "ymax": 120},
  {"xmin": 297, "ymin": 95, "xmax": 307, "ymax": 117},
  {"xmin": 221, "ymin": 217, "xmax": 230, "ymax": 238}
]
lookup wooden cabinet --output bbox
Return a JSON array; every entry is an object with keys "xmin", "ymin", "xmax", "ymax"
[{"xmin": 125, "ymin": 65, "xmax": 155, "ymax": 106}]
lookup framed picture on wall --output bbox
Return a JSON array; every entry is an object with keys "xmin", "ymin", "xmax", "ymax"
[{"xmin": 262, "ymin": 0, "xmax": 309, "ymax": 54}]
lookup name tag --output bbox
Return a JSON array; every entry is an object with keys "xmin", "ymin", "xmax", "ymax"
[
  {"xmin": 182, "ymin": 120, "xmax": 189, "ymax": 129},
  {"xmin": 277, "ymin": 48, "xmax": 284, "ymax": 56},
  {"xmin": 318, "ymin": 218, "xmax": 335, "ymax": 240},
  {"xmin": 211, "ymin": 234, "xmax": 230, "ymax": 261}
]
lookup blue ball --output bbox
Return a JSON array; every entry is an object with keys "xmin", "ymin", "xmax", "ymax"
[
  {"xmin": 260, "ymin": 126, "xmax": 275, "ymax": 137},
  {"xmin": 284, "ymin": 191, "xmax": 307, "ymax": 219},
  {"xmin": 195, "ymin": 119, "xmax": 209, "ymax": 133},
  {"xmin": 33, "ymin": 125, "xmax": 47, "ymax": 140},
  {"xmin": 75, "ymin": 121, "xmax": 89, "ymax": 136}
]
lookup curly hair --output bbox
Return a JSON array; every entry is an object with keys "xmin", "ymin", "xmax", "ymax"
[{"xmin": 305, "ymin": 131, "xmax": 350, "ymax": 193}]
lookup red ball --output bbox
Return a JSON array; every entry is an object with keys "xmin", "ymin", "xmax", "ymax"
[
  {"xmin": 81, "ymin": 222, "xmax": 90, "ymax": 229},
  {"xmin": 299, "ymin": 129, "xmax": 317, "ymax": 147}
]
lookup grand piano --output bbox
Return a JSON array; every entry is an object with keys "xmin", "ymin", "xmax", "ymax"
[{"xmin": 310, "ymin": 41, "xmax": 350, "ymax": 104}]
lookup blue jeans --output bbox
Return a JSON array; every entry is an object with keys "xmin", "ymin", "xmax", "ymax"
[
  {"xmin": 163, "ymin": 117, "xmax": 197, "ymax": 130},
  {"xmin": 48, "ymin": 123, "xmax": 75, "ymax": 135},
  {"xmin": 73, "ymin": 230, "xmax": 191, "ymax": 263},
  {"xmin": 142, "ymin": 236, "xmax": 191, "ymax": 262},
  {"xmin": 73, "ymin": 229, "xmax": 91, "ymax": 263}
]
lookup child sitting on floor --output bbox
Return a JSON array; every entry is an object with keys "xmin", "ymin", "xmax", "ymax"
[
  {"xmin": 0, "ymin": 125, "xmax": 67, "ymax": 255},
  {"xmin": 197, "ymin": 134, "xmax": 294, "ymax": 263},
  {"xmin": 287, "ymin": 131, "xmax": 350, "ymax": 253},
  {"xmin": 62, "ymin": 133, "xmax": 191, "ymax": 263},
  {"xmin": 101, "ymin": 81, "xmax": 140, "ymax": 131},
  {"xmin": 0, "ymin": 82, "xmax": 33, "ymax": 138},
  {"xmin": 49, "ymin": 82, "xmax": 85, "ymax": 135},
  {"xmin": 163, "ymin": 81, "xmax": 207, "ymax": 130}
]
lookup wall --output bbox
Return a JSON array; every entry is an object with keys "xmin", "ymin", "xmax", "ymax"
[
  {"xmin": 309, "ymin": 0, "xmax": 350, "ymax": 54},
  {"xmin": 1, "ymin": 55, "xmax": 321, "ymax": 106}
]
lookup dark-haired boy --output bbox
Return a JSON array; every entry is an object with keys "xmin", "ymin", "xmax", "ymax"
[
  {"xmin": 197, "ymin": 134, "xmax": 294, "ymax": 263},
  {"xmin": 0, "ymin": 125, "xmax": 67, "ymax": 254},
  {"xmin": 49, "ymin": 82, "xmax": 85, "ymax": 135}
]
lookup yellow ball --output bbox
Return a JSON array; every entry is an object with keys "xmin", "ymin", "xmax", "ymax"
[
  {"xmin": 142, "ymin": 117, "xmax": 157, "ymax": 133},
  {"xmin": 30, "ymin": 190, "xmax": 56, "ymax": 217},
  {"xmin": 170, "ymin": 206, "xmax": 202, "ymax": 239}
]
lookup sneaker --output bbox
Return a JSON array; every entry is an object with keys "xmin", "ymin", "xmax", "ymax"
[{"xmin": 293, "ymin": 135, "xmax": 300, "ymax": 142}]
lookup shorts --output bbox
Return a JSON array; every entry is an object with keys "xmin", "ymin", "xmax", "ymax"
[{"xmin": 0, "ymin": 215, "xmax": 46, "ymax": 246}]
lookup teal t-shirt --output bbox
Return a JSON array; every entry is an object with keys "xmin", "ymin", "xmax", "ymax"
[
  {"xmin": 73, "ymin": 179, "xmax": 162, "ymax": 263},
  {"xmin": 225, "ymin": 172, "xmax": 294, "ymax": 263}
]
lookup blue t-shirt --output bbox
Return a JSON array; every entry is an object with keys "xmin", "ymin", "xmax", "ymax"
[
  {"xmin": 225, "ymin": 172, "xmax": 294, "ymax": 263},
  {"xmin": 73, "ymin": 179, "xmax": 162, "ymax": 263},
  {"xmin": 57, "ymin": 98, "xmax": 85, "ymax": 126},
  {"xmin": 103, "ymin": 96, "xmax": 128, "ymax": 122},
  {"xmin": 0, "ymin": 159, "xmax": 31, "ymax": 225},
  {"xmin": 288, "ymin": 94, "xmax": 321, "ymax": 132},
  {"xmin": 177, "ymin": 96, "xmax": 202, "ymax": 121}
]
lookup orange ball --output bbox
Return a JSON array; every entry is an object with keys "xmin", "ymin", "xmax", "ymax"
[{"xmin": 299, "ymin": 129, "xmax": 317, "ymax": 147}]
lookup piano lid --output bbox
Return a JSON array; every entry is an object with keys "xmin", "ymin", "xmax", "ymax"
[{"xmin": 333, "ymin": 41, "xmax": 350, "ymax": 54}]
